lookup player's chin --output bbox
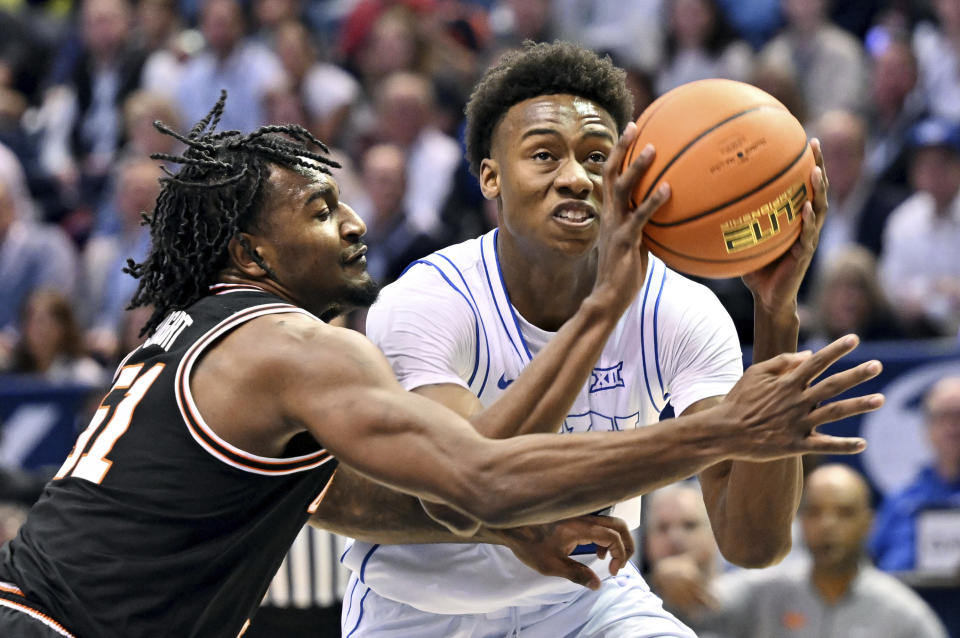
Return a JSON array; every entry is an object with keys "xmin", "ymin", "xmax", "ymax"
[{"xmin": 343, "ymin": 273, "xmax": 381, "ymax": 308}]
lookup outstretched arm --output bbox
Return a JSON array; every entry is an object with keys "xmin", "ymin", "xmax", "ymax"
[
  {"xmin": 699, "ymin": 140, "xmax": 831, "ymax": 567},
  {"xmin": 276, "ymin": 318, "xmax": 879, "ymax": 528}
]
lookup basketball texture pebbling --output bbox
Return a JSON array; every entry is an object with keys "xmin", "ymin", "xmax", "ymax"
[{"xmin": 623, "ymin": 78, "xmax": 815, "ymax": 278}]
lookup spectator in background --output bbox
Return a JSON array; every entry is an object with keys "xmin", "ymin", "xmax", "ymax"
[
  {"xmin": 3, "ymin": 289, "xmax": 107, "ymax": 386},
  {"xmin": 354, "ymin": 143, "xmax": 442, "ymax": 287},
  {"xmin": 701, "ymin": 464, "xmax": 948, "ymax": 638},
  {"xmin": 871, "ymin": 377, "xmax": 960, "ymax": 573},
  {"xmin": 913, "ymin": 0, "xmax": 960, "ymax": 123},
  {"xmin": 37, "ymin": 0, "xmax": 146, "ymax": 215},
  {"xmin": 351, "ymin": 6, "xmax": 433, "ymax": 97},
  {"xmin": 0, "ymin": 159, "xmax": 77, "ymax": 349},
  {"xmin": 811, "ymin": 109, "xmax": 906, "ymax": 261},
  {"xmin": 176, "ymin": 0, "xmax": 286, "ymax": 134},
  {"xmin": 879, "ymin": 118, "xmax": 960, "ymax": 337},
  {"xmin": 758, "ymin": 0, "xmax": 868, "ymax": 123},
  {"xmin": 136, "ymin": 0, "xmax": 189, "ymax": 99},
  {"xmin": 551, "ymin": 0, "xmax": 665, "ymax": 72},
  {"xmin": 271, "ymin": 19, "xmax": 360, "ymax": 149},
  {"xmin": 643, "ymin": 482, "xmax": 723, "ymax": 636},
  {"xmin": 864, "ymin": 34, "xmax": 928, "ymax": 192},
  {"xmin": 715, "ymin": 0, "xmax": 783, "ymax": 49},
  {"xmin": 656, "ymin": 0, "xmax": 754, "ymax": 96},
  {"xmin": 82, "ymin": 90, "xmax": 180, "ymax": 237},
  {"xmin": 486, "ymin": 0, "xmax": 557, "ymax": 56},
  {"xmin": 250, "ymin": 0, "xmax": 304, "ymax": 44},
  {"xmin": 81, "ymin": 158, "xmax": 160, "ymax": 363},
  {"xmin": 372, "ymin": 71, "xmax": 461, "ymax": 239},
  {"xmin": 802, "ymin": 246, "xmax": 907, "ymax": 347},
  {"xmin": 119, "ymin": 89, "xmax": 182, "ymax": 163},
  {"xmin": 336, "ymin": 0, "xmax": 435, "ymax": 73}
]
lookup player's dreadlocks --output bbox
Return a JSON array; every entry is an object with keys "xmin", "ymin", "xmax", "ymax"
[{"xmin": 125, "ymin": 91, "xmax": 340, "ymax": 337}]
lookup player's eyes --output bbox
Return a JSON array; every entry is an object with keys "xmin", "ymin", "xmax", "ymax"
[
  {"xmin": 532, "ymin": 151, "xmax": 554, "ymax": 161},
  {"xmin": 587, "ymin": 152, "xmax": 607, "ymax": 163}
]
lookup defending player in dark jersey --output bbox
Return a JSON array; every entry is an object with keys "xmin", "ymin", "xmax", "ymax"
[{"xmin": 0, "ymin": 93, "xmax": 884, "ymax": 637}]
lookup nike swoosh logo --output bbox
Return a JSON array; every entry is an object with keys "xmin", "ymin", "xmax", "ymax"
[{"xmin": 497, "ymin": 374, "xmax": 514, "ymax": 389}]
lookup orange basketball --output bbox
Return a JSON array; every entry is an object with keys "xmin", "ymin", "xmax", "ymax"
[{"xmin": 623, "ymin": 78, "xmax": 815, "ymax": 278}]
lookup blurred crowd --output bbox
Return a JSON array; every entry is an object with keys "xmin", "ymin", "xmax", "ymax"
[
  {"xmin": 2, "ymin": 0, "xmax": 960, "ymax": 373},
  {"xmin": 1, "ymin": 0, "xmax": 960, "ymax": 635}
]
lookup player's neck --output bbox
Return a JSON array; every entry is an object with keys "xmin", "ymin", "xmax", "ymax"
[{"xmin": 496, "ymin": 236, "xmax": 597, "ymax": 332}]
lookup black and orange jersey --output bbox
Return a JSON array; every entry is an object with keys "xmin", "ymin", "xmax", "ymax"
[{"xmin": 0, "ymin": 285, "xmax": 339, "ymax": 638}]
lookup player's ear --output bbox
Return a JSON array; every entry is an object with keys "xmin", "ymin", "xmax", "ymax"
[
  {"xmin": 479, "ymin": 158, "xmax": 501, "ymax": 200},
  {"xmin": 227, "ymin": 232, "xmax": 270, "ymax": 277}
]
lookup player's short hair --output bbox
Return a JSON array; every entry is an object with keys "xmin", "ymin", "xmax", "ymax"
[
  {"xmin": 464, "ymin": 40, "xmax": 634, "ymax": 177},
  {"xmin": 125, "ymin": 91, "xmax": 338, "ymax": 337}
]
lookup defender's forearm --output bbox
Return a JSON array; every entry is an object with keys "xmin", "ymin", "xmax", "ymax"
[
  {"xmin": 476, "ymin": 409, "xmax": 733, "ymax": 527},
  {"xmin": 309, "ymin": 466, "xmax": 479, "ymax": 544}
]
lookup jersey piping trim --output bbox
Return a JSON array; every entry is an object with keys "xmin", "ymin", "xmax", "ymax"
[
  {"xmin": 0, "ymin": 582, "xmax": 23, "ymax": 596},
  {"xmin": 492, "ymin": 230, "xmax": 534, "ymax": 362},
  {"xmin": 342, "ymin": 575, "xmax": 361, "ymax": 619},
  {"xmin": 480, "ymin": 230, "xmax": 527, "ymax": 366},
  {"xmin": 345, "ymin": 584, "xmax": 371, "ymax": 638},
  {"xmin": 0, "ymin": 596, "xmax": 76, "ymax": 637},
  {"xmin": 652, "ymin": 262, "xmax": 667, "ymax": 398},
  {"xmin": 175, "ymin": 303, "xmax": 334, "ymax": 475},
  {"xmin": 358, "ymin": 543, "xmax": 380, "ymax": 584},
  {"xmin": 434, "ymin": 251, "xmax": 493, "ymax": 396},
  {"xmin": 404, "ymin": 258, "xmax": 489, "ymax": 392},
  {"xmin": 209, "ymin": 283, "xmax": 270, "ymax": 295},
  {"xmin": 639, "ymin": 259, "xmax": 664, "ymax": 413}
]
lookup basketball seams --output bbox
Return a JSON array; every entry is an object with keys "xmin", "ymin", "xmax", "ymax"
[
  {"xmin": 639, "ymin": 104, "xmax": 791, "ymax": 206},
  {"xmin": 647, "ymin": 142, "xmax": 811, "ymax": 228}
]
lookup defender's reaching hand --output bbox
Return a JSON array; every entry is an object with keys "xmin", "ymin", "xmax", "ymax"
[
  {"xmin": 495, "ymin": 515, "xmax": 634, "ymax": 590},
  {"xmin": 718, "ymin": 334, "xmax": 883, "ymax": 460}
]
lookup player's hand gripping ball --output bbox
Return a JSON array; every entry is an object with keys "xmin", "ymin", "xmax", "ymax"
[{"xmin": 623, "ymin": 78, "xmax": 815, "ymax": 278}]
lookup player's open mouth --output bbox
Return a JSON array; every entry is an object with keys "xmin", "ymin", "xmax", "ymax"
[{"xmin": 552, "ymin": 202, "xmax": 597, "ymax": 227}]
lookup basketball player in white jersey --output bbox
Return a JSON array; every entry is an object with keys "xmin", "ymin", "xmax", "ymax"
[{"xmin": 339, "ymin": 41, "xmax": 840, "ymax": 637}]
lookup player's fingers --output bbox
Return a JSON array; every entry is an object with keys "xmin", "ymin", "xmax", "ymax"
[
  {"xmin": 810, "ymin": 138, "xmax": 829, "ymax": 189},
  {"xmin": 810, "ymin": 166, "xmax": 829, "ymax": 230},
  {"xmin": 807, "ymin": 359, "xmax": 882, "ymax": 404},
  {"xmin": 613, "ymin": 142, "xmax": 655, "ymax": 210},
  {"xmin": 582, "ymin": 515, "xmax": 634, "ymax": 557},
  {"xmin": 631, "ymin": 182, "xmax": 670, "ymax": 230},
  {"xmin": 789, "ymin": 334, "xmax": 860, "ymax": 384},
  {"xmin": 808, "ymin": 393, "xmax": 885, "ymax": 427},
  {"xmin": 555, "ymin": 558, "xmax": 602, "ymax": 590},
  {"xmin": 753, "ymin": 349, "xmax": 811, "ymax": 376},
  {"xmin": 607, "ymin": 122, "xmax": 639, "ymax": 192},
  {"xmin": 791, "ymin": 202, "xmax": 817, "ymax": 260},
  {"xmin": 799, "ymin": 432, "xmax": 867, "ymax": 456},
  {"xmin": 573, "ymin": 525, "xmax": 626, "ymax": 569}
]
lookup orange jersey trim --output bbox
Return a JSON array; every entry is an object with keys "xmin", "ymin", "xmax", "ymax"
[
  {"xmin": 0, "ymin": 582, "xmax": 24, "ymax": 596},
  {"xmin": 174, "ymin": 304, "xmax": 334, "ymax": 475},
  {"xmin": 0, "ymin": 597, "xmax": 76, "ymax": 637}
]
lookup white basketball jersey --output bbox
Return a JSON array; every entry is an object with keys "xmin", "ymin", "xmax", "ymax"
[{"xmin": 342, "ymin": 229, "xmax": 743, "ymax": 614}]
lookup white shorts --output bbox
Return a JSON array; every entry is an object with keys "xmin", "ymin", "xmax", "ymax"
[{"xmin": 340, "ymin": 563, "xmax": 697, "ymax": 638}]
